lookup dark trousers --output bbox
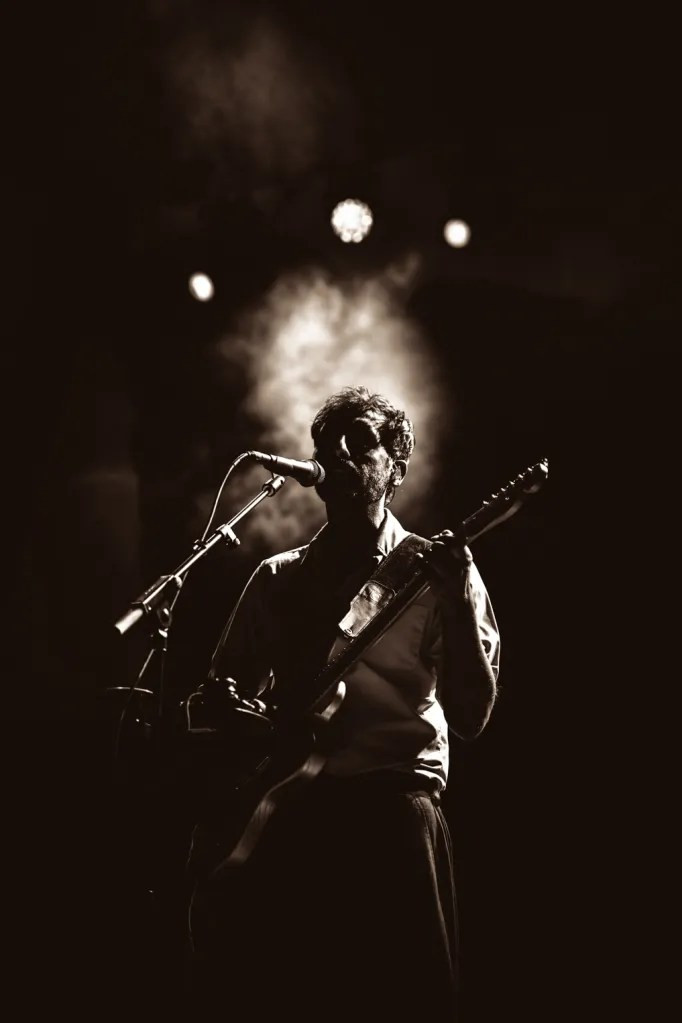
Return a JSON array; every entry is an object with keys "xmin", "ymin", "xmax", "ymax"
[{"xmin": 186, "ymin": 774, "xmax": 458, "ymax": 1021}]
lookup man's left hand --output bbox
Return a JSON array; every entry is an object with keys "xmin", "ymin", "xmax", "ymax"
[{"xmin": 419, "ymin": 531, "xmax": 473, "ymax": 605}]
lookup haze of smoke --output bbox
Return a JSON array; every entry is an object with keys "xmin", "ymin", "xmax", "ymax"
[
  {"xmin": 201, "ymin": 261, "xmax": 450, "ymax": 554},
  {"xmin": 166, "ymin": 13, "xmax": 344, "ymax": 179}
]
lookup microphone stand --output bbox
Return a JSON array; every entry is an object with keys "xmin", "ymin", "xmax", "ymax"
[{"xmin": 109, "ymin": 473, "xmax": 287, "ymax": 769}]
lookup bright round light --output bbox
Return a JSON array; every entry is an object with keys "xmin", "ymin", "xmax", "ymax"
[
  {"xmin": 443, "ymin": 219, "xmax": 471, "ymax": 248},
  {"xmin": 331, "ymin": 199, "xmax": 373, "ymax": 244},
  {"xmin": 189, "ymin": 273, "xmax": 215, "ymax": 301}
]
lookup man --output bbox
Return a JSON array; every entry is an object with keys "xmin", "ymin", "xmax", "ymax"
[{"xmin": 186, "ymin": 386, "xmax": 500, "ymax": 1021}]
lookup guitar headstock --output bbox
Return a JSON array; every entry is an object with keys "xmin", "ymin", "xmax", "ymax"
[
  {"xmin": 502, "ymin": 457, "xmax": 548, "ymax": 497},
  {"xmin": 461, "ymin": 458, "xmax": 549, "ymax": 544}
]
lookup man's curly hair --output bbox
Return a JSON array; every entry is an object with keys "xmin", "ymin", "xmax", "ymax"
[{"xmin": 311, "ymin": 386, "xmax": 415, "ymax": 504}]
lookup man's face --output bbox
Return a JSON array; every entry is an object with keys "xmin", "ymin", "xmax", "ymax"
[{"xmin": 313, "ymin": 410, "xmax": 402, "ymax": 507}]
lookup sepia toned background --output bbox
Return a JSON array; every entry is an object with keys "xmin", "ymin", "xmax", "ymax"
[{"xmin": 4, "ymin": 3, "xmax": 675, "ymax": 1020}]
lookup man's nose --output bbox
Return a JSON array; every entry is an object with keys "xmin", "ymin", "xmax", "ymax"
[{"xmin": 335, "ymin": 434, "xmax": 351, "ymax": 459}]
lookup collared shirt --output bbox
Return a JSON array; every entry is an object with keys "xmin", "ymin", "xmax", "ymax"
[{"xmin": 209, "ymin": 510, "xmax": 500, "ymax": 793}]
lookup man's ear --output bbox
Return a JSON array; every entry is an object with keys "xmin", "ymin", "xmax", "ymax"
[{"xmin": 393, "ymin": 459, "xmax": 408, "ymax": 487}]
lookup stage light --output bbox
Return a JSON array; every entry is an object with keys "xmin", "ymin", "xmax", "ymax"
[
  {"xmin": 443, "ymin": 219, "xmax": 471, "ymax": 248},
  {"xmin": 331, "ymin": 199, "xmax": 373, "ymax": 243},
  {"xmin": 189, "ymin": 273, "xmax": 215, "ymax": 301}
]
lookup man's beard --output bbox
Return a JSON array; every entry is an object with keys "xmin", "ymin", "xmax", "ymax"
[{"xmin": 316, "ymin": 462, "xmax": 391, "ymax": 508}]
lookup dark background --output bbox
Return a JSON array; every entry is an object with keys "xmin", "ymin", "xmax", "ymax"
[{"xmin": 3, "ymin": 3, "xmax": 676, "ymax": 1020}]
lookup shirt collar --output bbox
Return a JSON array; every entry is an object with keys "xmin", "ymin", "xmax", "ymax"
[{"xmin": 300, "ymin": 508, "xmax": 410, "ymax": 566}]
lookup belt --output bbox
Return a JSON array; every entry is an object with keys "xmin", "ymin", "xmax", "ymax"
[{"xmin": 316, "ymin": 770, "xmax": 441, "ymax": 802}]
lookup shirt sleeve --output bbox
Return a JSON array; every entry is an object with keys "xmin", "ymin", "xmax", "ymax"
[
  {"xmin": 421, "ymin": 561, "xmax": 501, "ymax": 680},
  {"xmin": 470, "ymin": 562, "xmax": 501, "ymax": 680},
  {"xmin": 207, "ymin": 562, "xmax": 275, "ymax": 697}
]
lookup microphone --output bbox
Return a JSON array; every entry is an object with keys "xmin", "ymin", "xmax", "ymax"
[{"xmin": 247, "ymin": 451, "xmax": 326, "ymax": 487}]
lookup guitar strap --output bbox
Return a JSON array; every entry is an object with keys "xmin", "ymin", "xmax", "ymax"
[{"xmin": 335, "ymin": 533, "xmax": 432, "ymax": 644}]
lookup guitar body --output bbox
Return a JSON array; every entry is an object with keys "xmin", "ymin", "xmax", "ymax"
[{"xmin": 188, "ymin": 681, "xmax": 346, "ymax": 879}]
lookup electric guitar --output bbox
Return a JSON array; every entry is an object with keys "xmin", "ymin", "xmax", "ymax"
[{"xmin": 188, "ymin": 457, "xmax": 549, "ymax": 880}]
